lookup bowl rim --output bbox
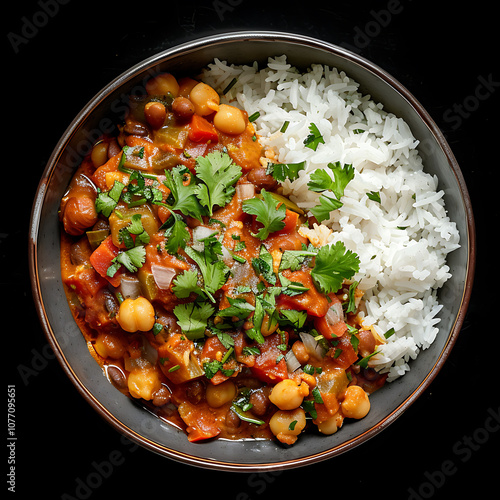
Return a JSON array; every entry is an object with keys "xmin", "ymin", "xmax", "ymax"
[{"xmin": 29, "ymin": 30, "xmax": 476, "ymax": 471}]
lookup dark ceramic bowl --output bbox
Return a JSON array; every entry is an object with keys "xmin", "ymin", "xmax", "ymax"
[{"xmin": 29, "ymin": 31, "xmax": 475, "ymax": 470}]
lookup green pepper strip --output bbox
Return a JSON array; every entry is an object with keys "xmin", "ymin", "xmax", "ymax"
[{"xmin": 230, "ymin": 405, "xmax": 265, "ymax": 426}]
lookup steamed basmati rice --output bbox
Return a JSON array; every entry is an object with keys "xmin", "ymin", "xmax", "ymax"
[{"xmin": 201, "ymin": 56, "xmax": 460, "ymax": 382}]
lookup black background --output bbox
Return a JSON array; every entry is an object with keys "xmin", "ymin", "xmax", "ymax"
[{"xmin": 5, "ymin": 0, "xmax": 498, "ymax": 498}]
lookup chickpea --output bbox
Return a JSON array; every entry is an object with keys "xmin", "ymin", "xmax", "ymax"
[
  {"xmin": 145, "ymin": 73, "xmax": 179, "ymax": 97},
  {"xmin": 269, "ymin": 379, "xmax": 309, "ymax": 411},
  {"xmin": 291, "ymin": 341, "xmax": 310, "ymax": 365},
  {"xmin": 144, "ymin": 101, "xmax": 166, "ymax": 129},
  {"xmin": 94, "ymin": 333, "xmax": 126, "ymax": 359},
  {"xmin": 90, "ymin": 141, "xmax": 109, "ymax": 168},
  {"xmin": 117, "ymin": 297, "xmax": 155, "ymax": 333},
  {"xmin": 172, "ymin": 96, "xmax": 195, "ymax": 120},
  {"xmin": 269, "ymin": 408, "xmax": 306, "ymax": 445},
  {"xmin": 341, "ymin": 385, "xmax": 370, "ymax": 419},
  {"xmin": 316, "ymin": 411, "xmax": 344, "ymax": 435},
  {"xmin": 213, "ymin": 104, "xmax": 246, "ymax": 134},
  {"xmin": 62, "ymin": 196, "xmax": 98, "ymax": 236},
  {"xmin": 177, "ymin": 77, "xmax": 198, "ymax": 98},
  {"xmin": 127, "ymin": 366, "xmax": 162, "ymax": 400},
  {"xmin": 206, "ymin": 380, "xmax": 237, "ymax": 408},
  {"xmin": 189, "ymin": 82, "xmax": 220, "ymax": 116}
]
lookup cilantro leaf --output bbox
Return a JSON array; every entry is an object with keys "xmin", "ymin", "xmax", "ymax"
[
  {"xmin": 278, "ymin": 309, "xmax": 307, "ymax": 329},
  {"xmin": 279, "ymin": 247, "xmax": 317, "ymax": 272},
  {"xmin": 251, "ymin": 245, "xmax": 276, "ymax": 285},
  {"xmin": 161, "ymin": 166, "xmax": 204, "ymax": 221},
  {"xmin": 194, "ymin": 151, "xmax": 242, "ymax": 215},
  {"xmin": 184, "ymin": 239, "xmax": 230, "ymax": 303},
  {"xmin": 242, "ymin": 189, "xmax": 286, "ymax": 240},
  {"xmin": 308, "ymin": 162, "xmax": 355, "ymax": 199},
  {"xmin": 172, "ymin": 269, "xmax": 202, "ymax": 299},
  {"xmin": 107, "ymin": 245, "xmax": 146, "ymax": 276},
  {"xmin": 309, "ymin": 194, "xmax": 343, "ymax": 223},
  {"xmin": 95, "ymin": 181, "xmax": 124, "ymax": 217},
  {"xmin": 217, "ymin": 297, "xmax": 255, "ymax": 320},
  {"xmin": 303, "ymin": 123, "xmax": 325, "ymax": 151},
  {"xmin": 163, "ymin": 214, "xmax": 190, "ymax": 254},
  {"xmin": 266, "ymin": 161, "xmax": 306, "ymax": 182},
  {"xmin": 311, "ymin": 241, "xmax": 360, "ymax": 294},
  {"xmin": 173, "ymin": 301, "xmax": 215, "ymax": 339}
]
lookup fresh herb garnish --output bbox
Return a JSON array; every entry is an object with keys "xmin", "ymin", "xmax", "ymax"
[
  {"xmin": 242, "ymin": 189, "xmax": 286, "ymax": 240},
  {"xmin": 304, "ymin": 123, "xmax": 325, "ymax": 151},
  {"xmin": 310, "ymin": 242, "xmax": 360, "ymax": 294},
  {"xmin": 194, "ymin": 151, "xmax": 242, "ymax": 216}
]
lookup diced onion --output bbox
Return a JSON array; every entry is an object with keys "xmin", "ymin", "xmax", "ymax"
[
  {"xmin": 325, "ymin": 301, "xmax": 344, "ymax": 326},
  {"xmin": 151, "ymin": 264, "xmax": 176, "ymax": 290},
  {"xmin": 299, "ymin": 332, "xmax": 326, "ymax": 360},
  {"xmin": 120, "ymin": 275, "xmax": 141, "ymax": 299},
  {"xmin": 192, "ymin": 225, "xmax": 218, "ymax": 251},
  {"xmin": 236, "ymin": 183, "xmax": 255, "ymax": 201},
  {"xmin": 285, "ymin": 350, "xmax": 301, "ymax": 373}
]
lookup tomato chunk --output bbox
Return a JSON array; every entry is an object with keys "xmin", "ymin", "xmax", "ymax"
[
  {"xmin": 188, "ymin": 114, "xmax": 218, "ymax": 143},
  {"xmin": 250, "ymin": 332, "xmax": 288, "ymax": 384},
  {"xmin": 89, "ymin": 235, "xmax": 122, "ymax": 287}
]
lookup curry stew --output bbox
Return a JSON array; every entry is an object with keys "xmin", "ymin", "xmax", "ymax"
[{"xmin": 59, "ymin": 72, "xmax": 387, "ymax": 444}]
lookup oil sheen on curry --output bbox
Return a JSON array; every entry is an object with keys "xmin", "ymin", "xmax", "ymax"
[{"xmin": 59, "ymin": 72, "xmax": 387, "ymax": 444}]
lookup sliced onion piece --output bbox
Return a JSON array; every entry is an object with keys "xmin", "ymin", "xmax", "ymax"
[
  {"xmin": 299, "ymin": 331, "xmax": 327, "ymax": 360},
  {"xmin": 285, "ymin": 350, "xmax": 301, "ymax": 373},
  {"xmin": 236, "ymin": 183, "xmax": 255, "ymax": 201},
  {"xmin": 151, "ymin": 264, "xmax": 176, "ymax": 290},
  {"xmin": 325, "ymin": 300, "xmax": 344, "ymax": 326},
  {"xmin": 120, "ymin": 275, "xmax": 141, "ymax": 299}
]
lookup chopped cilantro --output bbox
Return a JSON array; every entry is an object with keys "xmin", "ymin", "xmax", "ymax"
[
  {"xmin": 310, "ymin": 242, "xmax": 360, "ymax": 294},
  {"xmin": 194, "ymin": 151, "xmax": 242, "ymax": 216},
  {"xmin": 266, "ymin": 161, "xmax": 306, "ymax": 182},
  {"xmin": 303, "ymin": 123, "xmax": 325, "ymax": 151},
  {"xmin": 173, "ymin": 301, "xmax": 215, "ymax": 339},
  {"xmin": 242, "ymin": 189, "xmax": 286, "ymax": 240}
]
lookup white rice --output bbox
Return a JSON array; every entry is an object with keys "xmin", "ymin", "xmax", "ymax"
[{"xmin": 201, "ymin": 56, "xmax": 460, "ymax": 382}]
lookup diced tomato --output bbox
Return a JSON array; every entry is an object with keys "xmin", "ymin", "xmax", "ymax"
[
  {"xmin": 276, "ymin": 270, "xmax": 329, "ymax": 317},
  {"xmin": 89, "ymin": 235, "xmax": 122, "ymax": 287},
  {"xmin": 250, "ymin": 332, "xmax": 289, "ymax": 384},
  {"xmin": 314, "ymin": 315, "xmax": 347, "ymax": 340},
  {"xmin": 331, "ymin": 334, "xmax": 358, "ymax": 369},
  {"xmin": 177, "ymin": 401, "xmax": 221, "ymax": 442},
  {"xmin": 200, "ymin": 336, "xmax": 232, "ymax": 385},
  {"xmin": 273, "ymin": 209, "xmax": 299, "ymax": 235},
  {"xmin": 188, "ymin": 114, "xmax": 219, "ymax": 143}
]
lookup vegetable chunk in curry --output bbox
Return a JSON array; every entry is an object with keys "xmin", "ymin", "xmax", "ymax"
[{"xmin": 59, "ymin": 71, "xmax": 387, "ymax": 444}]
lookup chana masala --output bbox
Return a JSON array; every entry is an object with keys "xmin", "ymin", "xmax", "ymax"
[{"xmin": 59, "ymin": 72, "xmax": 387, "ymax": 444}]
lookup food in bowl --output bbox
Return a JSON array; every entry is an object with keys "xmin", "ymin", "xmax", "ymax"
[{"xmin": 58, "ymin": 56, "xmax": 460, "ymax": 444}]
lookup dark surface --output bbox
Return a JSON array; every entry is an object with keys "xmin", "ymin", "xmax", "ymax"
[{"xmin": 5, "ymin": 0, "xmax": 497, "ymax": 498}]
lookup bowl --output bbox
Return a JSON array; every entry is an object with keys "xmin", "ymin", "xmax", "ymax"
[{"xmin": 29, "ymin": 31, "xmax": 475, "ymax": 470}]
